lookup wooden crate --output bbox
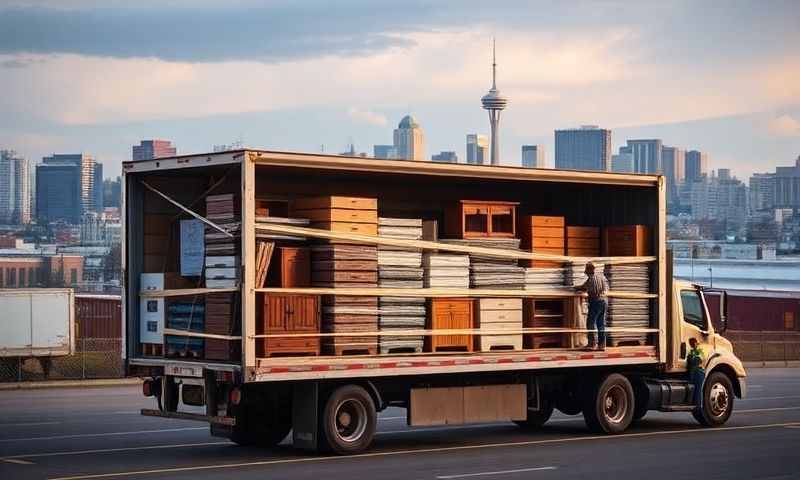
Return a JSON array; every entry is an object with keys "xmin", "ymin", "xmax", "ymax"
[
  {"xmin": 428, "ymin": 298, "xmax": 474, "ymax": 352},
  {"xmin": 602, "ymin": 225, "xmax": 652, "ymax": 256},
  {"xmin": 322, "ymin": 337, "xmax": 378, "ymax": 356},
  {"xmin": 205, "ymin": 339, "xmax": 242, "ymax": 361}
]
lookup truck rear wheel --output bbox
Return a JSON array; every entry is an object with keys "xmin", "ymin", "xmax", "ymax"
[
  {"xmin": 321, "ymin": 385, "xmax": 377, "ymax": 455},
  {"xmin": 583, "ymin": 374, "xmax": 634, "ymax": 434},
  {"xmin": 692, "ymin": 371, "xmax": 734, "ymax": 427}
]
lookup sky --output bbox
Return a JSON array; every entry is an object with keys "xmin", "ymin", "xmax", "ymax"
[{"xmin": 1, "ymin": 0, "xmax": 799, "ymax": 180}]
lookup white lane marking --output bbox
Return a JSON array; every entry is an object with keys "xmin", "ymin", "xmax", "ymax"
[
  {"xmin": 740, "ymin": 396, "xmax": 800, "ymax": 402},
  {"xmin": 379, "ymin": 416, "xmax": 406, "ymax": 421},
  {"xmin": 2, "ymin": 458, "xmax": 35, "ymax": 465},
  {"xmin": 0, "ymin": 427, "xmax": 206, "ymax": 443},
  {"xmin": 47, "ymin": 421, "xmax": 800, "ymax": 480},
  {"xmin": 1, "ymin": 442, "xmax": 230, "ymax": 461},
  {"xmin": 436, "ymin": 466, "xmax": 557, "ymax": 479},
  {"xmin": 0, "ymin": 421, "xmax": 61, "ymax": 427},
  {"xmin": 736, "ymin": 406, "xmax": 800, "ymax": 413}
]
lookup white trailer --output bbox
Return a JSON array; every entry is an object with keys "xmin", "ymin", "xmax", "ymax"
[{"xmin": 0, "ymin": 288, "xmax": 76, "ymax": 358}]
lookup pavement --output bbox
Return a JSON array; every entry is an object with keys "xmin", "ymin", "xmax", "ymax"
[{"xmin": 0, "ymin": 369, "xmax": 798, "ymax": 480}]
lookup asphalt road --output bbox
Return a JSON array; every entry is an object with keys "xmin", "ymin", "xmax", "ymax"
[{"xmin": 1, "ymin": 369, "xmax": 799, "ymax": 480}]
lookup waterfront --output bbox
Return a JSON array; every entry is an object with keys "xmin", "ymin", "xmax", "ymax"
[{"xmin": 673, "ymin": 258, "xmax": 800, "ymax": 291}]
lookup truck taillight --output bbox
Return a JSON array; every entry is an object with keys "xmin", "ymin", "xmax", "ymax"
[
  {"xmin": 143, "ymin": 379, "xmax": 154, "ymax": 397},
  {"xmin": 229, "ymin": 387, "xmax": 242, "ymax": 406}
]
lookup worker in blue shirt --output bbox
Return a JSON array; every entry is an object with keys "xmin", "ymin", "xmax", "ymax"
[{"xmin": 687, "ymin": 337, "xmax": 705, "ymax": 411}]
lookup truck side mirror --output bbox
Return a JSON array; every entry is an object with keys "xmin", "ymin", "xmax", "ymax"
[
  {"xmin": 680, "ymin": 342, "xmax": 687, "ymax": 359},
  {"xmin": 719, "ymin": 291, "xmax": 728, "ymax": 334}
]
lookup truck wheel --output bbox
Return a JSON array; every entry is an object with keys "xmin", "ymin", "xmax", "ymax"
[
  {"xmin": 515, "ymin": 397, "xmax": 555, "ymax": 430},
  {"xmin": 632, "ymin": 380, "xmax": 649, "ymax": 422},
  {"xmin": 583, "ymin": 374, "xmax": 635, "ymax": 434},
  {"xmin": 321, "ymin": 385, "xmax": 377, "ymax": 455},
  {"xmin": 692, "ymin": 372, "xmax": 734, "ymax": 427}
]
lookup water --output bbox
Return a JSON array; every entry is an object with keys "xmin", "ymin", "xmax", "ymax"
[{"xmin": 673, "ymin": 258, "xmax": 800, "ymax": 291}]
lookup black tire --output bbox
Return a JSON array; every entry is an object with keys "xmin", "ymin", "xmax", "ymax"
[
  {"xmin": 321, "ymin": 385, "xmax": 377, "ymax": 455},
  {"xmin": 692, "ymin": 372, "xmax": 734, "ymax": 427},
  {"xmin": 515, "ymin": 396, "xmax": 555, "ymax": 430},
  {"xmin": 582, "ymin": 373, "xmax": 635, "ymax": 434},
  {"xmin": 632, "ymin": 379, "xmax": 649, "ymax": 422}
]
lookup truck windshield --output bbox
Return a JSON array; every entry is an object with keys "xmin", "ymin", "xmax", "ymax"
[{"xmin": 680, "ymin": 290, "xmax": 707, "ymax": 331}]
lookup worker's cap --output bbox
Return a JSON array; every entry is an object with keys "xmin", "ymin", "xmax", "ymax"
[{"xmin": 585, "ymin": 262, "xmax": 596, "ymax": 272}]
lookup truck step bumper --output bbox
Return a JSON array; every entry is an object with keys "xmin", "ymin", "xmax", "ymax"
[{"xmin": 141, "ymin": 408, "xmax": 235, "ymax": 426}]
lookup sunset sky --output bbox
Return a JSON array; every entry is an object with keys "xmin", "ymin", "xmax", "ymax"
[{"xmin": 1, "ymin": 0, "xmax": 798, "ymax": 179}]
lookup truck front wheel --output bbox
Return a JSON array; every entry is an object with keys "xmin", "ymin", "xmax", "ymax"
[
  {"xmin": 583, "ymin": 374, "xmax": 634, "ymax": 434},
  {"xmin": 321, "ymin": 385, "xmax": 377, "ymax": 455},
  {"xmin": 692, "ymin": 371, "xmax": 734, "ymax": 427}
]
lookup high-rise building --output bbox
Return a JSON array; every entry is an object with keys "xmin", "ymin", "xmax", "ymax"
[
  {"xmin": 685, "ymin": 150, "xmax": 709, "ymax": 182},
  {"xmin": 774, "ymin": 155, "xmax": 800, "ymax": 209},
  {"xmin": 466, "ymin": 134, "xmax": 489, "ymax": 165},
  {"xmin": 688, "ymin": 171, "xmax": 748, "ymax": 231},
  {"xmin": 662, "ymin": 146, "xmax": 685, "ymax": 205},
  {"xmin": 0, "ymin": 150, "xmax": 31, "ymax": 224},
  {"xmin": 626, "ymin": 139, "xmax": 662, "ymax": 174},
  {"xmin": 93, "ymin": 163, "xmax": 104, "ymax": 213},
  {"xmin": 521, "ymin": 145, "xmax": 544, "ymax": 168},
  {"xmin": 611, "ymin": 151, "xmax": 634, "ymax": 173},
  {"xmin": 554, "ymin": 126, "xmax": 611, "ymax": 171},
  {"xmin": 373, "ymin": 145, "xmax": 398, "ymax": 160},
  {"xmin": 749, "ymin": 173, "xmax": 775, "ymax": 213},
  {"xmin": 132, "ymin": 140, "xmax": 176, "ymax": 161},
  {"xmin": 393, "ymin": 115, "xmax": 425, "ymax": 161},
  {"xmin": 431, "ymin": 151, "xmax": 458, "ymax": 163},
  {"xmin": 103, "ymin": 177, "xmax": 122, "ymax": 209},
  {"xmin": 480, "ymin": 40, "xmax": 508, "ymax": 165},
  {"xmin": 37, "ymin": 154, "xmax": 98, "ymax": 224}
]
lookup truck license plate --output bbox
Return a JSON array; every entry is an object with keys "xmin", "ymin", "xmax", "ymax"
[{"xmin": 165, "ymin": 364, "xmax": 203, "ymax": 378}]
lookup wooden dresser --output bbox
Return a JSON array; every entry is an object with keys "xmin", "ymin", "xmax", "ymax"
[
  {"xmin": 290, "ymin": 196, "xmax": 378, "ymax": 237},
  {"xmin": 444, "ymin": 200, "xmax": 518, "ymax": 238},
  {"xmin": 519, "ymin": 215, "xmax": 565, "ymax": 267},
  {"xmin": 257, "ymin": 294, "xmax": 320, "ymax": 357},
  {"xmin": 602, "ymin": 225, "xmax": 651, "ymax": 256},
  {"xmin": 428, "ymin": 298, "xmax": 474, "ymax": 352},
  {"xmin": 475, "ymin": 298, "xmax": 523, "ymax": 351}
]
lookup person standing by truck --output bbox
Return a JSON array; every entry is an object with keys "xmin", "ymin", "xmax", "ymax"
[
  {"xmin": 575, "ymin": 262, "xmax": 609, "ymax": 351},
  {"xmin": 687, "ymin": 337, "xmax": 706, "ymax": 411}
]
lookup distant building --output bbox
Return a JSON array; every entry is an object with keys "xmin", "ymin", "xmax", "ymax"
[
  {"xmin": 685, "ymin": 150, "xmax": 709, "ymax": 182},
  {"xmin": 626, "ymin": 139, "xmax": 662, "ymax": 174},
  {"xmin": 774, "ymin": 155, "xmax": 800, "ymax": 209},
  {"xmin": 466, "ymin": 134, "xmax": 489, "ymax": 165},
  {"xmin": 611, "ymin": 152, "xmax": 634, "ymax": 173},
  {"xmin": 37, "ymin": 154, "xmax": 99, "ymax": 224},
  {"xmin": 0, "ymin": 150, "xmax": 31, "ymax": 224},
  {"xmin": 373, "ymin": 145, "xmax": 398, "ymax": 159},
  {"xmin": 103, "ymin": 177, "xmax": 122, "ymax": 209},
  {"xmin": 80, "ymin": 212, "xmax": 121, "ymax": 247},
  {"xmin": 393, "ymin": 115, "xmax": 426, "ymax": 161},
  {"xmin": 431, "ymin": 151, "xmax": 458, "ymax": 163},
  {"xmin": 93, "ymin": 163, "xmax": 104, "ymax": 213},
  {"xmin": 132, "ymin": 140, "xmax": 176, "ymax": 161},
  {"xmin": 688, "ymin": 171, "xmax": 748, "ymax": 232},
  {"xmin": 521, "ymin": 145, "xmax": 544, "ymax": 168},
  {"xmin": 554, "ymin": 126, "xmax": 611, "ymax": 172},
  {"xmin": 749, "ymin": 173, "xmax": 776, "ymax": 214},
  {"xmin": 0, "ymin": 254, "xmax": 83, "ymax": 288},
  {"xmin": 662, "ymin": 146, "xmax": 686, "ymax": 205}
]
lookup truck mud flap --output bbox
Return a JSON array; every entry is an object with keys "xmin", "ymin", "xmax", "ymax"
[{"xmin": 141, "ymin": 408, "xmax": 235, "ymax": 426}]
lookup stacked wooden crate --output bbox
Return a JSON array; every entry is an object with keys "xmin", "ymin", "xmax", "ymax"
[
  {"xmin": 205, "ymin": 292, "xmax": 241, "ymax": 360},
  {"xmin": 293, "ymin": 196, "xmax": 380, "ymax": 356},
  {"xmin": 205, "ymin": 194, "xmax": 240, "ymax": 288},
  {"xmin": 602, "ymin": 225, "xmax": 651, "ymax": 257},
  {"xmin": 523, "ymin": 299, "xmax": 567, "ymax": 349},
  {"xmin": 566, "ymin": 226, "xmax": 600, "ymax": 258},
  {"xmin": 519, "ymin": 215, "xmax": 565, "ymax": 268},
  {"xmin": 475, "ymin": 298, "xmax": 523, "ymax": 351},
  {"xmin": 377, "ymin": 217, "xmax": 425, "ymax": 354}
]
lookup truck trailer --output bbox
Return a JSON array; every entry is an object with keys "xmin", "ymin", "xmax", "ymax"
[{"xmin": 123, "ymin": 150, "xmax": 746, "ymax": 454}]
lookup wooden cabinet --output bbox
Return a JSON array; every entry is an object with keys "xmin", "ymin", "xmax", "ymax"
[
  {"xmin": 519, "ymin": 215, "xmax": 565, "ymax": 267},
  {"xmin": 267, "ymin": 247, "xmax": 311, "ymax": 287},
  {"xmin": 444, "ymin": 201, "xmax": 518, "ymax": 238},
  {"xmin": 475, "ymin": 298, "xmax": 523, "ymax": 351},
  {"xmin": 566, "ymin": 226, "xmax": 600, "ymax": 257},
  {"xmin": 428, "ymin": 298, "xmax": 474, "ymax": 352},
  {"xmin": 523, "ymin": 298, "xmax": 567, "ymax": 349},
  {"xmin": 602, "ymin": 225, "xmax": 651, "ymax": 256},
  {"xmin": 258, "ymin": 294, "xmax": 320, "ymax": 357}
]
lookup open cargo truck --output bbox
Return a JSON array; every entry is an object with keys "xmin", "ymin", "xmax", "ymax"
[{"xmin": 124, "ymin": 150, "xmax": 746, "ymax": 454}]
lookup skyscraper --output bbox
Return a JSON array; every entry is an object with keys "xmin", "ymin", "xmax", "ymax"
[
  {"xmin": 774, "ymin": 155, "xmax": 800, "ymax": 209},
  {"xmin": 0, "ymin": 150, "xmax": 30, "ymax": 224},
  {"xmin": 685, "ymin": 150, "xmax": 709, "ymax": 182},
  {"xmin": 37, "ymin": 153, "xmax": 98, "ymax": 224},
  {"xmin": 611, "ymin": 151, "xmax": 634, "ymax": 173},
  {"xmin": 481, "ymin": 40, "xmax": 508, "ymax": 166},
  {"xmin": 466, "ymin": 134, "xmax": 489, "ymax": 165},
  {"xmin": 662, "ymin": 146, "xmax": 685, "ymax": 205},
  {"xmin": 393, "ymin": 115, "xmax": 425, "ymax": 160},
  {"xmin": 431, "ymin": 151, "xmax": 458, "ymax": 163},
  {"xmin": 626, "ymin": 139, "xmax": 663, "ymax": 174},
  {"xmin": 132, "ymin": 140, "xmax": 177, "ymax": 161},
  {"xmin": 521, "ymin": 145, "xmax": 544, "ymax": 168},
  {"xmin": 93, "ymin": 163, "xmax": 104, "ymax": 213},
  {"xmin": 373, "ymin": 145, "xmax": 398, "ymax": 159},
  {"xmin": 554, "ymin": 126, "xmax": 611, "ymax": 171}
]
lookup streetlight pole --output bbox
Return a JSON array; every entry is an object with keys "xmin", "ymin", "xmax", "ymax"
[{"xmin": 708, "ymin": 266, "xmax": 713, "ymax": 288}]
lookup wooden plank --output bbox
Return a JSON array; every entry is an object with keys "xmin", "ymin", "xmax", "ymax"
[
  {"xmin": 254, "ymin": 287, "xmax": 657, "ymax": 299},
  {"xmin": 410, "ymin": 387, "xmax": 464, "ymax": 426},
  {"xmin": 463, "ymin": 384, "xmax": 526, "ymax": 422}
]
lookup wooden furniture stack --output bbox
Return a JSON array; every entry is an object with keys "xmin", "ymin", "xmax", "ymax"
[
  {"xmin": 294, "ymin": 195, "xmax": 380, "ymax": 356},
  {"xmin": 519, "ymin": 215, "xmax": 565, "ymax": 268},
  {"xmin": 566, "ymin": 226, "xmax": 600, "ymax": 258},
  {"xmin": 602, "ymin": 225, "xmax": 651, "ymax": 257},
  {"xmin": 444, "ymin": 200, "xmax": 517, "ymax": 238},
  {"xmin": 204, "ymin": 193, "xmax": 240, "ymax": 288},
  {"xmin": 475, "ymin": 298, "xmax": 523, "ymax": 351},
  {"xmin": 257, "ymin": 294, "xmax": 320, "ymax": 357},
  {"xmin": 205, "ymin": 292, "xmax": 241, "ymax": 360},
  {"xmin": 523, "ymin": 299, "xmax": 568, "ymax": 349},
  {"xmin": 428, "ymin": 298, "xmax": 474, "ymax": 352}
]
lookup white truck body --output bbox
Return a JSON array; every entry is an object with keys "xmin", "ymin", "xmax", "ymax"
[{"xmin": 0, "ymin": 288, "xmax": 76, "ymax": 357}]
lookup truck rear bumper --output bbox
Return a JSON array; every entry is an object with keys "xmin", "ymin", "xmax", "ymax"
[{"xmin": 141, "ymin": 408, "xmax": 235, "ymax": 426}]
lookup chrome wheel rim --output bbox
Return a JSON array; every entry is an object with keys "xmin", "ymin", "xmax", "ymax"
[
  {"xmin": 604, "ymin": 385, "xmax": 628, "ymax": 424},
  {"xmin": 335, "ymin": 399, "xmax": 368, "ymax": 443},
  {"xmin": 709, "ymin": 382, "xmax": 730, "ymax": 417}
]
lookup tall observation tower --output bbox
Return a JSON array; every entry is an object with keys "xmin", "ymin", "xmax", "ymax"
[{"xmin": 481, "ymin": 39, "xmax": 508, "ymax": 166}]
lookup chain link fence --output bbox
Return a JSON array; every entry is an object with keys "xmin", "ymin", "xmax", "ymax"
[{"xmin": 0, "ymin": 338, "xmax": 124, "ymax": 382}]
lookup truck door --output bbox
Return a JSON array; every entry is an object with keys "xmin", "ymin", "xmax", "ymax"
[{"xmin": 677, "ymin": 289, "xmax": 715, "ymax": 372}]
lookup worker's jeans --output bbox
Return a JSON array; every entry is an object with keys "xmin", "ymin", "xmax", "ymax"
[
  {"xmin": 691, "ymin": 369, "xmax": 706, "ymax": 411},
  {"xmin": 587, "ymin": 299, "xmax": 607, "ymax": 348}
]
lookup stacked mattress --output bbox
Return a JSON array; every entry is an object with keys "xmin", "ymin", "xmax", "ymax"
[
  {"xmin": 423, "ymin": 253, "xmax": 470, "ymax": 288},
  {"xmin": 604, "ymin": 263, "xmax": 652, "ymax": 346},
  {"xmin": 524, "ymin": 267, "xmax": 566, "ymax": 290},
  {"xmin": 440, "ymin": 238, "xmax": 525, "ymax": 289},
  {"xmin": 377, "ymin": 218, "xmax": 426, "ymax": 354}
]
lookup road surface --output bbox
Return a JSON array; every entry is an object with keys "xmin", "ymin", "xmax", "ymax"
[{"xmin": 1, "ymin": 368, "xmax": 799, "ymax": 480}]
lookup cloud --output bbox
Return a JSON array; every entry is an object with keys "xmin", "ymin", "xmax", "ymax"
[
  {"xmin": 347, "ymin": 108, "xmax": 388, "ymax": 127},
  {"xmin": 768, "ymin": 114, "xmax": 800, "ymax": 137}
]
